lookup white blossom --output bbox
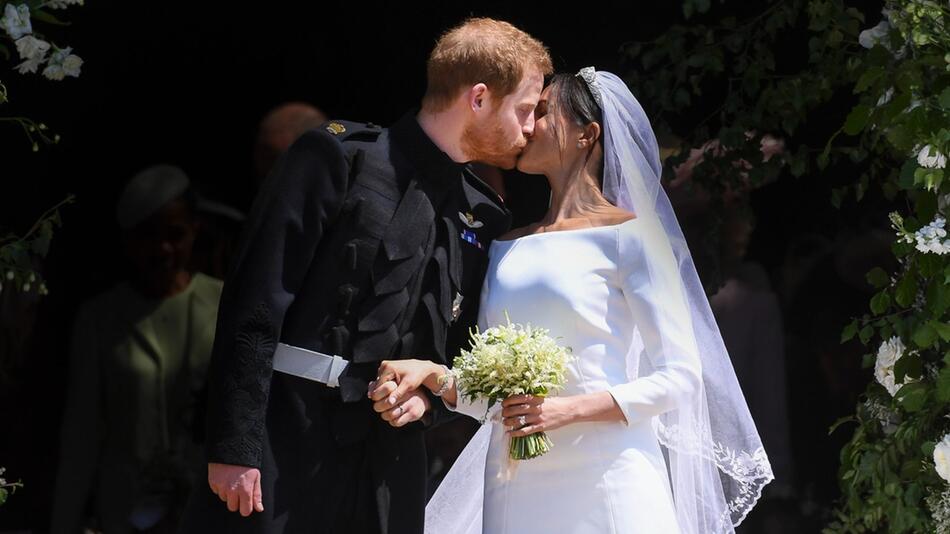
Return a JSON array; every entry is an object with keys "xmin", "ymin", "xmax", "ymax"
[
  {"xmin": 918, "ymin": 144, "xmax": 948, "ymax": 169},
  {"xmin": 915, "ymin": 217, "xmax": 950, "ymax": 255},
  {"xmin": 859, "ymin": 19, "xmax": 891, "ymax": 49},
  {"xmin": 43, "ymin": 46, "xmax": 82, "ymax": 80},
  {"xmin": 928, "ymin": 488, "xmax": 950, "ymax": 534},
  {"xmin": 936, "ymin": 434, "xmax": 950, "ymax": 483},
  {"xmin": 42, "ymin": 63, "xmax": 64, "ymax": 81},
  {"xmin": 5, "ymin": 271, "xmax": 13, "ymax": 281},
  {"xmin": 876, "ymin": 87, "xmax": 894, "ymax": 107},
  {"xmin": 62, "ymin": 53, "xmax": 82, "ymax": 77},
  {"xmin": 0, "ymin": 3, "xmax": 31, "ymax": 40},
  {"xmin": 16, "ymin": 56, "xmax": 44, "ymax": 74},
  {"xmin": 14, "ymin": 35, "xmax": 49, "ymax": 62},
  {"xmin": 874, "ymin": 336, "xmax": 915, "ymax": 396},
  {"xmin": 863, "ymin": 398, "xmax": 900, "ymax": 434}
]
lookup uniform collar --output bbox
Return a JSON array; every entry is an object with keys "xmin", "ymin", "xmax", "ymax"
[{"xmin": 390, "ymin": 110, "xmax": 467, "ymax": 185}]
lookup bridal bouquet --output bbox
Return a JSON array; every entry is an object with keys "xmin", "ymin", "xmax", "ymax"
[{"xmin": 452, "ymin": 314, "xmax": 572, "ymax": 460}]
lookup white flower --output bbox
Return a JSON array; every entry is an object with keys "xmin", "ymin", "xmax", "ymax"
[
  {"xmin": 0, "ymin": 3, "xmax": 31, "ymax": 40},
  {"xmin": 876, "ymin": 87, "xmax": 894, "ymax": 107},
  {"xmin": 5, "ymin": 271, "xmax": 13, "ymax": 281},
  {"xmin": 859, "ymin": 19, "xmax": 891, "ymax": 49},
  {"xmin": 16, "ymin": 56, "xmax": 44, "ymax": 74},
  {"xmin": 14, "ymin": 35, "xmax": 50, "ymax": 62},
  {"xmin": 42, "ymin": 63, "xmax": 64, "ymax": 81},
  {"xmin": 874, "ymin": 336, "xmax": 914, "ymax": 396},
  {"xmin": 936, "ymin": 434, "xmax": 950, "ymax": 483},
  {"xmin": 62, "ymin": 53, "xmax": 82, "ymax": 77},
  {"xmin": 919, "ymin": 144, "xmax": 948, "ymax": 169},
  {"xmin": 914, "ymin": 217, "xmax": 950, "ymax": 255},
  {"xmin": 43, "ymin": 46, "xmax": 82, "ymax": 80}
]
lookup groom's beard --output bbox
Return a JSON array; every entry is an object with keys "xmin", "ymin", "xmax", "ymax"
[{"xmin": 461, "ymin": 116, "xmax": 524, "ymax": 169}]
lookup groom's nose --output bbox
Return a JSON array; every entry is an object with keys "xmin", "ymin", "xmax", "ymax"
[{"xmin": 522, "ymin": 114, "xmax": 536, "ymax": 138}]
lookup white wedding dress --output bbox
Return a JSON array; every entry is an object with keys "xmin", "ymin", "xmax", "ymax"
[{"xmin": 429, "ymin": 217, "xmax": 703, "ymax": 534}]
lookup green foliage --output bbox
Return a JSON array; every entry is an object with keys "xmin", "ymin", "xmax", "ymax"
[{"xmin": 635, "ymin": 0, "xmax": 949, "ymax": 530}]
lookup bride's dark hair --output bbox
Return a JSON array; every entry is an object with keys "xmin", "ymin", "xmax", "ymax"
[{"xmin": 546, "ymin": 72, "xmax": 605, "ymax": 189}]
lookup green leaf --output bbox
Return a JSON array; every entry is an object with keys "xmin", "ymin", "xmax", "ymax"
[
  {"xmin": 843, "ymin": 104, "xmax": 871, "ymax": 135},
  {"xmin": 855, "ymin": 67, "xmax": 884, "ymax": 93},
  {"xmin": 896, "ymin": 382, "xmax": 928, "ymax": 412},
  {"xmin": 912, "ymin": 322, "xmax": 937, "ymax": 349},
  {"xmin": 927, "ymin": 278, "xmax": 950, "ymax": 316},
  {"xmin": 931, "ymin": 321, "xmax": 950, "ymax": 343},
  {"xmin": 866, "ymin": 267, "xmax": 890, "ymax": 289},
  {"xmin": 919, "ymin": 253, "xmax": 942, "ymax": 278},
  {"xmin": 936, "ymin": 367, "xmax": 950, "ymax": 402},
  {"xmin": 842, "ymin": 319, "xmax": 859, "ymax": 343},
  {"xmin": 831, "ymin": 187, "xmax": 844, "ymax": 208},
  {"xmin": 30, "ymin": 9, "xmax": 71, "ymax": 26},
  {"xmin": 895, "ymin": 274, "xmax": 918, "ymax": 308},
  {"xmin": 859, "ymin": 325, "xmax": 874, "ymax": 345},
  {"xmin": 894, "ymin": 352, "xmax": 922, "ymax": 382},
  {"xmin": 871, "ymin": 291, "xmax": 891, "ymax": 314},
  {"xmin": 940, "ymin": 87, "xmax": 950, "ymax": 110}
]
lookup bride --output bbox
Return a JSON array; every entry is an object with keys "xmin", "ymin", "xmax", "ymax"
[{"xmin": 369, "ymin": 67, "xmax": 773, "ymax": 534}]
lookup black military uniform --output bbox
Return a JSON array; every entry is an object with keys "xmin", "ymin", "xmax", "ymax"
[{"xmin": 178, "ymin": 111, "xmax": 510, "ymax": 534}]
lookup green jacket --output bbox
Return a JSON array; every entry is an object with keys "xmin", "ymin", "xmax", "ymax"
[{"xmin": 51, "ymin": 272, "xmax": 222, "ymax": 533}]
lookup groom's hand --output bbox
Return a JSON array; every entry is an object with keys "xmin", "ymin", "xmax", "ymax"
[
  {"xmin": 368, "ymin": 380, "xmax": 431, "ymax": 427},
  {"xmin": 207, "ymin": 462, "xmax": 264, "ymax": 516}
]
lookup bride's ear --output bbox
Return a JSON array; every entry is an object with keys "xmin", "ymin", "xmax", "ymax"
[{"xmin": 579, "ymin": 122, "xmax": 601, "ymax": 147}]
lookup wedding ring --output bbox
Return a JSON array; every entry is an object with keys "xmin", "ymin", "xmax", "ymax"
[
  {"xmin": 517, "ymin": 415, "xmax": 527, "ymax": 427},
  {"xmin": 394, "ymin": 404, "xmax": 404, "ymax": 417}
]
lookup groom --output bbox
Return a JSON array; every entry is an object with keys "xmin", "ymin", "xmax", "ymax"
[{"xmin": 178, "ymin": 17, "xmax": 551, "ymax": 534}]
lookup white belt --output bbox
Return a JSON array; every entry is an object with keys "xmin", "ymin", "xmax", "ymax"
[{"xmin": 272, "ymin": 342, "xmax": 348, "ymax": 388}]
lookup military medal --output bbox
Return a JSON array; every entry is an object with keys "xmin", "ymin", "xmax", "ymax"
[
  {"xmin": 451, "ymin": 292, "xmax": 464, "ymax": 321},
  {"xmin": 460, "ymin": 229, "xmax": 483, "ymax": 250},
  {"xmin": 325, "ymin": 122, "xmax": 346, "ymax": 135},
  {"xmin": 459, "ymin": 211, "xmax": 484, "ymax": 228}
]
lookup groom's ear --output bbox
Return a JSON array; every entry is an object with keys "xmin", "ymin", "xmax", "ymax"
[{"xmin": 469, "ymin": 83, "xmax": 489, "ymax": 113}]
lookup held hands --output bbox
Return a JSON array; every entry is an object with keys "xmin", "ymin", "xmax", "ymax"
[
  {"xmin": 207, "ymin": 462, "xmax": 264, "ymax": 517},
  {"xmin": 502, "ymin": 394, "xmax": 576, "ymax": 437},
  {"xmin": 368, "ymin": 359, "xmax": 442, "ymax": 427}
]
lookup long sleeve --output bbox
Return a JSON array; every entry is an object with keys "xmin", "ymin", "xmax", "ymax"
[
  {"xmin": 607, "ymin": 227, "xmax": 703, "ymax": 426},
  {"xmin": 50, "ymin": 304, "xmax": 103, "ymax": 534},
  {"xmin": 204, "ymin": 129, "xmax": 349, "ymax": 468}
]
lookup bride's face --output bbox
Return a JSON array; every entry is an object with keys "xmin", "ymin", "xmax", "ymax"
[{"xmin": 516, "ymin": 85, "xmax": 582, "ymax": 175}]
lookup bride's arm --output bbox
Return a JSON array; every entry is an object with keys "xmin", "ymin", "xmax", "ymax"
[{"xmin": 606, "ymin": 228, "xmax": 703, "ymax": 427}]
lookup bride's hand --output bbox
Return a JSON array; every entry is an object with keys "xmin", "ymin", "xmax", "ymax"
[{"xmin": 501, "ymin": 395, "xmax": 576, "ymax": 437}]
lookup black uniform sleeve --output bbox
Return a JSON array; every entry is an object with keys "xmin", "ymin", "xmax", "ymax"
[{"xmin": 204, "ymin": 129, "xmax": 349, "ymax": 468}]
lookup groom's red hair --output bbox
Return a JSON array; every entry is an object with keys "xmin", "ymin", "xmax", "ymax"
[{"xmin": 422, "ymin": 18, "xmax": 552, "ymax": 113}]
